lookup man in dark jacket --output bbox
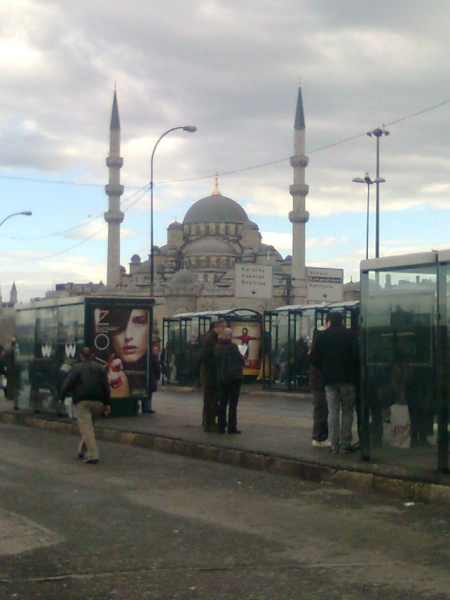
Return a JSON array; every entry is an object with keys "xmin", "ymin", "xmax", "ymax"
[
  {"xmin": 60, "ymin": 347, "xmax": 110, "ymax": 464},
  {"xmin": 310, "ymin": 312, "xmax": 359, "ymax": 453},
  {"xmin": 214, "ymin": 327, "xmax": 245, "ymax": 434},
  {"xmin": 198, "ymin": 318, "xmax": 226, "ymax": 432},
  {"xmin": 309, "ymin": 329, "xmax": 330, "ymax": 447}
]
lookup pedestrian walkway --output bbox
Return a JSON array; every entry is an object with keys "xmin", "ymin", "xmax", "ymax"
[{"xmin": 1, "ymin": 384, "xmax": 449, "ymax": 504}]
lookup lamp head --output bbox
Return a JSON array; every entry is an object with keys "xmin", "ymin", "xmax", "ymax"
[
  {"xmin": 22, "ymin": 211, "xmax": 32, "ymax": 216},
  {"xmin": 183, "ymin": 126, "xmax": 197, "ymax": 133},
  {"xmin": 367, "ymin": 127, "xmax": 389, "ymax": 138}
]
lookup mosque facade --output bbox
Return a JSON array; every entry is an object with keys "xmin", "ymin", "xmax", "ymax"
[{"xmin": 119, "ymin": 182, "xmax": 294, "ymax": 321}]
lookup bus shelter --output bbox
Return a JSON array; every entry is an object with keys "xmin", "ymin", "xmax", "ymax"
[
  {"xmin": 161, "ymin": 308, "xmax": 262, "ymax": 385},
  {"xmin": 14, "ymin": 295, "xmax": 154, "ymax": 417},
  {"xmin": 360, "ymin": 251, "xmax": 449, "ymax": 473},
  {"xmin": 262, "ymin": 300, "xmax": 360, "ymax": 391}
]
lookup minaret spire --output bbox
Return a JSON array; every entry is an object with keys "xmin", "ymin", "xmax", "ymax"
[
  {"xmin": 104, "ymin": 89, "xmax": 124, "ymax": 286},
  {"xmin": 289, "ymin": 84, "xmax": 309, "ymax": 303}
]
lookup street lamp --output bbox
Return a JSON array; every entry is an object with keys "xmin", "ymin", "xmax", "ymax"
[
  {"xmin": 150, "ymin": 126, "xmax": 197, "ymax": 297},
  {"xmin": 0, "ymin": 211, "xmax": 32, "ymax": 230},
  {"xmin": 352, "ymin": 174, "xmax": 385, "ymax": 259},
  {"xmin": 367, "ymin": 127, "xmax": 389, "ymax": 258}
]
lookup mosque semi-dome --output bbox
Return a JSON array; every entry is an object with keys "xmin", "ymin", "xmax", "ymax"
[
  {"xmin": 168, "ymin": 269, "xmax": 199, "ymax": 287},
  {"xmin": 168, "ymin": 221, "xmax": 183, "ymax": 230},
  {"xmin": 183, "ymin": 189, "xmax": 249, "ymax": 225},
  {"xmin": 183, "ymin": 238, "xmax": 237, "ymax": 256}
]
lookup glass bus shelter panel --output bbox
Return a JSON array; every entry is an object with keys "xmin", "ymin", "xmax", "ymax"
[
  {"xmin": 437, "ymin": 262, "xmax": 450, "ymax": 472},
  {"xmin": 361, "ymin": 266, "xmax": 438, "ymax": 472},
  {"xmin": 261, "ymin": 313, "xmax": 275, "ymax": 388},
  {"xmin": 271, "ymin": 312, "xmax": 289, "ymax": 389},
  {"xmin": 15, "ymin": 301, "xmax": 85, "ymax": 413},
  {"xmin": 285, "ymin": 311, "xmax": 308, "ymax": 390},
  {"xmin": 161, "ymin": 318, "xmax": 183, "ymax": 385},
  {"xmin": 198, "ymin": 316, "xmax": 213, "ymax": 341}
]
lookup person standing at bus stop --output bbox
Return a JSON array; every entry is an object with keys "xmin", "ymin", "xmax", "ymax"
[
  {"xmin": 214, "ymin": 327, "xmax": 245, "ymax": 434},
  {"xmin": 60, "ymin": 347, "xmax": 111, "ymax": 464},
  {"xmin": 309, "ymin": 329, "xmax": 330, "ymax": 448},
  {"xmin": 310, "ymin": 312, "xmax": 359, "ymax": 453},
  {"xmin": 198, "ymin": 318, "xmax": 226, "ymax": 432}
]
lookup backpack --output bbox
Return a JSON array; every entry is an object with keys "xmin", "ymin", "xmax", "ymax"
[{"xmin": 221, "ymin": 346, "xmax": 243, "ymax": 383}]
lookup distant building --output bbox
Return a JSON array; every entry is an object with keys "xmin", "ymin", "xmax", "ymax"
[{"xmin": 0, "ymin": 283, "xmax": 19, "ymax": 345}]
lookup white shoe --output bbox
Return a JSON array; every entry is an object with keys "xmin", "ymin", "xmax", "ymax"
[{"xmin": 312, "ymin": 439, "xmax": 332, "ymax": 448}]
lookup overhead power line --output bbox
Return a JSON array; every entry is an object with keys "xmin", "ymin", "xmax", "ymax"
[
  {"xmin": 1, "ymin": 95, "xmax": 449, "ymax": 260},
  {"xmin": 1, "ymin": 96, "xmax": 449, "ymax": 189}
]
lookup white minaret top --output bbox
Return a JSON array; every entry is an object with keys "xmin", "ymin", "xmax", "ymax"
[
  {"xmin": 289, "ymin": 85, "xmax": 309, "ymax": 303},
  {"xmin": 104, "ymin": 90, "xmax": 124, "ymax": 286}
]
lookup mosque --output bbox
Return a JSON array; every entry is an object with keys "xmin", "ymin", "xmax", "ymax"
[
  {"xmin": 98, "ymin": 85, "xmax": 343, "ymax": 333},
  {"xmin": 31, "ymin": 85, "xmax": 345, "ymax": 338},
  {"xmin": 119, "ymin": 180, "xmax": 294, "ymax": 314}
]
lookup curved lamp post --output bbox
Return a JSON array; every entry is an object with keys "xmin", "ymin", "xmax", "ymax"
[
  {"xmin": 0, "ymin": 211, "xmax": 32, "ymax": 230},
  {"xmin": 367, "ymin": 127, "xmax": 389, "ymax": 258},
  {"xmin": 352, "ymin": 174, "xmax": 385, "ymax": 259},
  {"xmin": 150, "ymin": 126, "xmax": 197, "ymax": 297}
]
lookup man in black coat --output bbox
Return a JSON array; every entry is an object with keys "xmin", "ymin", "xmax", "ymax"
[
  {"xmin": 214, "ymin": 327, "xmax": 245, "ymax": 434},
  {"xmin": 198, "ymin": 318, "xmax": 226, "ymax": 432},
  {"xmin": 60, "ymin": 347, "xmax": 110, "ymax": 464},
  {"xmin": 310, "ymin": 312, "xmax": 359, "ymax": 453}
]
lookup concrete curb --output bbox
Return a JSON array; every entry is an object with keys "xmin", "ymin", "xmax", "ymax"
[{"xmin": 2, "ymin": 411, "xmax": 449, "ymax": 505}]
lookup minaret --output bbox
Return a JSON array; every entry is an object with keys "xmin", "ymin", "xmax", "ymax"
[
  {"xmin": 10, "ymin": 282, "xmax": 17, "ymax": 306},
  {"xmin": 104, "ymin": 90, "xmax": 124, "ymax": 286},
  {"xmin": 289, "ymin": 85, "xmax": 309, "ymax": 303}
]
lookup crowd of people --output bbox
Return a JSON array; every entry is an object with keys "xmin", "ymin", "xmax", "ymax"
[{"xmin": 5, "ymin": 307, "xmax": 439, "ymax": 465}]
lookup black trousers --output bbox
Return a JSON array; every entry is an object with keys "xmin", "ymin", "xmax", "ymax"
[
  {"xmin": 202, "ymin": 381, "xmax": 218, "ymax": 430},
  {"xmin": 311, "ymin": 388, "xmax": 328, "ymax": 441},
  {"xmin": 217, "ymin": 380, "xmax": 241, "ymax": 432}
]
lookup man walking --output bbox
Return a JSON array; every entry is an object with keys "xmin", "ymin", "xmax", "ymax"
[
  {"xmin": 310, "ymin": 312, "xmax": 359, "ymax": 453},
  {"xmin": 60, "ymin": 347, "xmax": 110, "ymax": 464},
  {"xmin": 214, "ymin": 327, "xmax": 245, "ymax": 434},
  {"xmin": 198, "ymin": 318, "xmax": 226, "ymax": 432}
]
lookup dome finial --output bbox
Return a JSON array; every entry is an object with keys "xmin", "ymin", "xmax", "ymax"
[{"xmin": 212, "ymin": 172, "xmax": 222, "ymax": 196}]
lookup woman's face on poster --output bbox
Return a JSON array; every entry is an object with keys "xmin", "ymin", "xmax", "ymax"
[{"xmin": 112, "ymin": 309, "xmax": 149, "ymax": 364}]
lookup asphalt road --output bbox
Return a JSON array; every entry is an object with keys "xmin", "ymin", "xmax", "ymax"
[{"xmin": 1, "ymin": 423, "xmax": 449, "ymax": 600}]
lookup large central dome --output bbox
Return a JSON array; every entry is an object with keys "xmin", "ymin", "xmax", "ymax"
[{"xmin": 183, "ymin": 188, "xmax": 249, "ymax": 225}]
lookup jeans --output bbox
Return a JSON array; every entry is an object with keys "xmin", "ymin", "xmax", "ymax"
[
  {"xmin": 141, "ymin": 394, "xmax": 153, "ymax": 413},
  {"xmin": 325, "ymin": 384, "xmax": 355, "ymax": 448}
]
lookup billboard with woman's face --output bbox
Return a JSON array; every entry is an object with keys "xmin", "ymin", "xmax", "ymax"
[{"xmin": 85, "ymin": 299, "xmax": 153, "ymax": 399}]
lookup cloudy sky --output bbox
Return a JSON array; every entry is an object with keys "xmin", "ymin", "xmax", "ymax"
[{"xmin": 1, "ymin": 0, "xmax": 450, "ymax": 303}]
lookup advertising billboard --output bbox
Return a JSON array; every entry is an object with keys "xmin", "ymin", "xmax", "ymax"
[
  {"xmin": 85, "ymin": 298, "xmax": 154, "ymax": 399},
  {"xmin": 229, "ymin": 320, "xmax": 261, "ymax": 377}
]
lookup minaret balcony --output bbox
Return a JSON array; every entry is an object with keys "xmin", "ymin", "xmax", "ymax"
[
  {"xmin": 290, "ymin": 154, "xmax": 309, "ymax": 168},
  {"xmin": 105, "ymin": 183, "xmax": 124, "ymax": 196},
  {"xmin": 289, "ymin": 209, "xmax": 310, "ymax": 224},
  {"xmin": 289, "ymin": 183, "xmax": 309, "ymax": 197},
  {"xmin": 104, "ymin": 210, "xmax": 124, "ymax": 224},
  {"xmin": 106, "ymin": 156, "xmax": 124, "ymax": 168}
]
